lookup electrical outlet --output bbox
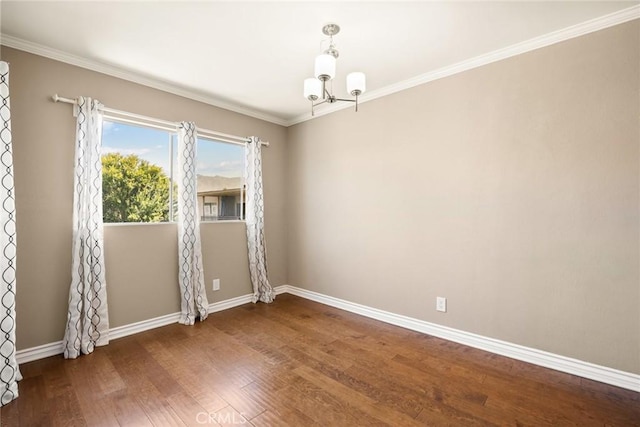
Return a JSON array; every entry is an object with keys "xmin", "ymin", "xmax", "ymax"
[
  {"xmin": 212, "ymin": 279, "xmax": 220, "ymax": 291},
  {"xmin": 436, "ymin": 297, "xmax": 447, "ymax": 312}
]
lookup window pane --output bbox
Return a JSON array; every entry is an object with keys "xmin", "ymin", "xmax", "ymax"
[
  {"xmin": 196, "ymin": 138, "xmax": 245, "ymax": 222},
  {"xmin": 101, "ymin": 120, "xmax": 174, "ymax": 223}
]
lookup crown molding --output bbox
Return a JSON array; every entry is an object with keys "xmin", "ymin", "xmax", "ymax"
[
  {"xmin": 286, "ymin": 5, "xmax": 640, "ymax": 127},
  {"xmin": 0, "ymin": 34, "xmax": 289, "ymax": 127}
]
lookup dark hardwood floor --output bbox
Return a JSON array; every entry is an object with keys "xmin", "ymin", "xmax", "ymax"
[{"xmin": 2, "ymin": 293, "xmax": 639, "ymax": 426}]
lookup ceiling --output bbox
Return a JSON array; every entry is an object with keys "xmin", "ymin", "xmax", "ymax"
[{"xmin": 1, "ymin": 1, "xmax": 638, "ymax": 126}]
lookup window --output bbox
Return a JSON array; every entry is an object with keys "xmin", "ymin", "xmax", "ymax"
[
  {"xmin": 101, "ymin": 120, "xmax": 245, "ymax": 224},
  {"xmin": 196, "ymin": 137, "xmax": 245, "ymax": 222},
  {"xmin": 101, "ymin": 120, "xmax": 175, "ymax": 223}
]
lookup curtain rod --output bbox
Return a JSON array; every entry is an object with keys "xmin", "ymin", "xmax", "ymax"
[{"xmin": 51, "ymin": 94, "xmax": 269, "ymax": 147}]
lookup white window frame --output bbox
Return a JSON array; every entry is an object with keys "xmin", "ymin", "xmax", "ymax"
[
  {"xmin": 101, "ymin": 116, "xmax": 247, "ymax": 225},
  {"xmin": 196, "ymin": 136, "xmax": 246, "ymax": 223}
]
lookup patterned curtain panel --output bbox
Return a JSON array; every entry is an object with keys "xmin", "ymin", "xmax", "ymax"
[
  {"xmin": 0, "ymin": 61, "xmax": 21, "ymax": 406},
  {"xmin": 245, "ymin": 137, "xmax": 274, "ymax": 303},
  {"xmin": 177, "ymin": 122, "xmax": 208, "ymax": 325},
  {"xmin": 63, "ymin": 97, "xmax": 109, "ymax": 359}
]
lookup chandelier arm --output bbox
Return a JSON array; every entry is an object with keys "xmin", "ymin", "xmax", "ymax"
[
  {"xmin": 311, "ymin": 99, "xmax": 329, "ymax": 117},
  {"xmin": 323, "ymin": 85, "xmax": 333, "ymax": 99},
  {"xmin": 333, "ymin": 98, "xmax": 357, "ymax": 103}
]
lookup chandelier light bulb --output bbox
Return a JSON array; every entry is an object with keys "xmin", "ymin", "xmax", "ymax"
[
  {"xmin": 304, "ymin": 78, "xmax": 322, "ymax": 101},
  {"xmin": 315, "ymin": 54, "xmax": 336, "ymax": 81},
  {"xmin": 347, "ymin": 72, "xmax": 366, "ymax": 96}
]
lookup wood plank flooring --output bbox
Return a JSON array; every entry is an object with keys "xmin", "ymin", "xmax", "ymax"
[{"xmin": 2, "ymin": 293, "xmax": 639, "ymax": 426}]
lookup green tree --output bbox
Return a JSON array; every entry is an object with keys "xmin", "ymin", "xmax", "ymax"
[{"xmin": 102, "ymin": 153, "xmax": 171, "ymax": 223}]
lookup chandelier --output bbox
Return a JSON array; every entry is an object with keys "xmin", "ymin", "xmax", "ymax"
[{"xmin": 303, "ymin": 23, "xmax": 366, "ymax": 116}]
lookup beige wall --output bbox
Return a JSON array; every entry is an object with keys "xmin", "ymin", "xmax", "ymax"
[
  {"xmin": 287, "ymin": 21, "xmax": 640, "ymax": 373},
  {"xmin": 0, "ymin": 46, "xmax": 288, "ymax": 350}
]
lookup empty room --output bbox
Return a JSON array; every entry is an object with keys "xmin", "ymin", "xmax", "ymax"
[{"xmin": 0, "ymin": 1, "xmax": 638, "ymax": 425}]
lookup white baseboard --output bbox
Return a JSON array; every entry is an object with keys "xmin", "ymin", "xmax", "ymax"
[
  {"xmin": 208, "ymin": 293, "xmax": 254, "ymax": 313},
  {"xmin": 16, "ymin": 285, "xmax": 639, "ymax": 392},
  {"xmin": 15, "ymin": 341, "xmax": 64, "ymax": 365},
  {"xmin": 109, "ymin": 311, "xmax": 181, "ymax": 341},
  {"xmin": 279, "ymin": 285, "xmax": 640, "ymax": 393},
  {"xmin": 16, "ymin": 292, "xmax": 261, "ymax": 365}
]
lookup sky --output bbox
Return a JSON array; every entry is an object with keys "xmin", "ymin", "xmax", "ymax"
[{"xmin": 101, "ymin": 120, "xmax": 244, "ymax": 178}]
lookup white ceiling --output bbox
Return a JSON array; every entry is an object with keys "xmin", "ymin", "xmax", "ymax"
[{"xmin": 1, "ymin": 1, "xmax": 638, "ymax": 126}]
